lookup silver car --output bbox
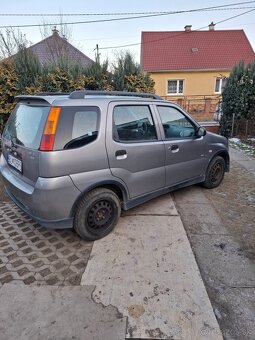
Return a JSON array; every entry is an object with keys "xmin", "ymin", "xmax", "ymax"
[{"xmin": 0, "ymin": 90, "xmax": 229, "ymax": 240}]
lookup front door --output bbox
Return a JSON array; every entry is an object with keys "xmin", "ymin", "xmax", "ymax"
[
  {"xmin": 106, "ymin": 102, "xmax": 165, "ymax": 198},
  {"xmin": 155, "ymin": 105, "xmax": 208, "ymax": 187}
]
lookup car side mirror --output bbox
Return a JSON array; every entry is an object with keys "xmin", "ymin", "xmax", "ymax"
[{"xmin": 196, "ymin": 127, "xmax": 206, "ymax": 138}]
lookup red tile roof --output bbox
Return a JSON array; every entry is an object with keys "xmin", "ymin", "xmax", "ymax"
[{"xmin": 141, "ymin": 30, "xmax": 255, "ymax": 71}]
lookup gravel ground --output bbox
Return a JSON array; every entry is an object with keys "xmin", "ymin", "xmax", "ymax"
[{"xmin": 203, "ymin": 161, "xmax": 255, "ymax": 260}]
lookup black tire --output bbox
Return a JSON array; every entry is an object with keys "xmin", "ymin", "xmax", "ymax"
[
  {"xmin": 74, "ymin": 188, "xmax": 121, "ymax": 241},
  {"xmin": 202, "ymin": 156, "xmax": 225, "ymax": 189}
]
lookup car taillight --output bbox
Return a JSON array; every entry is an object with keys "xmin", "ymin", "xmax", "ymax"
[{"xmin": 40, "ymin": 107, "xmax": 61, "ymax": 151}]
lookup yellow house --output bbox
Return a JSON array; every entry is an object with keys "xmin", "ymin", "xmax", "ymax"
[{"xmin": 141, "ymin": 24, "xmax": 255, "ymax": 121}]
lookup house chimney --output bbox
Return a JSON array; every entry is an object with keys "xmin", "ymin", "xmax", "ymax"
[
  {"xmin": 184, "ymin": 25, "xmax": 192, "ymax": 32},
  {"xmin": 209, "ymin": 22, "xmax": 215, "ymax": 31},
  {"xmin": 52, "ymin": 26, "xmax": 59, "ymax": 35}
]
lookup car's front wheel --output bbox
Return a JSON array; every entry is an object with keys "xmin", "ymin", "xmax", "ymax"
[
  {"xmin": 74, "ymin": 188, "xmax": 121, "ymax": 241},
  {"xmin": 202, "ymin": 156, "xmax": 225, "ymax": 189}
]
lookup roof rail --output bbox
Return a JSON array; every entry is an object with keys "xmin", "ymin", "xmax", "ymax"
[
  {"xmin": 69, "ymin": 90, "xmax": 163, "ymax": 100},
  {"xmin": 34, "ymin": 92, "xmax": 70, "ymax": 96}
]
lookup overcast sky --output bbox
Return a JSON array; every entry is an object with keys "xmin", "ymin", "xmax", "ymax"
[{"xmin": 1, "ymin": 0, "xmax": 255, "ymax": 63}]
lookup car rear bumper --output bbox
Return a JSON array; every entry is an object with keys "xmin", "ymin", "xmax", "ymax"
[
  {"xmin": 5, "ymin": 186, "xmax": 73, "ymax": 229},
  {"xmin": 0, "ymin": 154, "xmax": 80, "ymax": 229}
]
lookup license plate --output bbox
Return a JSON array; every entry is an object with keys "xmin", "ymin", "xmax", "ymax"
[{"xmin": 7, "ymin": 154, "xmax": 22, "ymax": 173}]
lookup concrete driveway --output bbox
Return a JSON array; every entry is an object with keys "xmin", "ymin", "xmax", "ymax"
[
  {"xmin": 5, "ymin": 147, "xmax": 253, "ymax": 339},
  {"xmin": 0, "ymin": 179, "xmax": 222, "ymax": 339},
  {"xmin": 2, "ymin": 146, "xmax": 254, "ymax": 339}
]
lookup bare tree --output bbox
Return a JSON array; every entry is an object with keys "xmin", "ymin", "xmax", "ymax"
[
  {"xmin": 39, "ymin": 14, "xmax": 73, "ymax": 42},
  {"xmin": 0, "ymin": 28, "xmax": 29, "ymax": 59},
  {"xmin": 37, "ymin": 15, "xmax": 74, "ymax": 66}
]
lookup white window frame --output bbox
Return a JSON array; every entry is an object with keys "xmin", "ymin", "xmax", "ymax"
[
  {"xmin": 167, "ymin": 79, "xmax": 184, "ymax": 95},
  {"xmin": 215, "ymin": 77, "xmax": 227, "ymax": 93}
]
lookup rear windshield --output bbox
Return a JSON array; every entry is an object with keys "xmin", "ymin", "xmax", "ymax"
[{"xmin": 3, "ymin": 104, "xmax": 49, "ymax": 149}]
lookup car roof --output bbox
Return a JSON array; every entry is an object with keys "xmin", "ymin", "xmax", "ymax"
[{"xmin": 15, "ymin": 90, "xmax": 169, "ymax": 106}]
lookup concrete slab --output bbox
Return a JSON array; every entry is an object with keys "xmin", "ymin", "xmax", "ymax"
[
  {"xmin": 174, "ymin": 186, "xmax": 209, "ymax": 204},
  {"xmin": 229, "ymin": 147, "xmax": 252, "ymax": 161},
  {"xmin": 190, "ymin": 234, "xmax": 255, "ymax": 287},
  {"xmin": 81, "ymin": 215, "xmax": 222, "ymax": 339},
  {"xmin": 212, "ymin": 287, "xmax": 255, "ymax": 340},
  {"xmin": 174, "ymin": 189, "xmax": 228, "ymax": 235},
  {"xmin": 0, "ymin": 284, "xmax": 127, "ymax": 340},
  {"xmin": 176, "ymin": 203, "xmax": 229, "ymax": 235},
  {"xmin": 230, "ymin": 148, "xmax": 255, "ymax": 174},
  {"xmin": 122, "ymin": 193, "xmax": 178, "ymax": 216},
  {"xmin": 176, "ymin": 203, "xmax": 228, "ymax": 235},
  {"xmin": 233, "ymin": 160, "xmax": 255, "ymax": 172}
]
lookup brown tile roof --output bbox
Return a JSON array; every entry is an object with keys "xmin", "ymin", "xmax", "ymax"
[
  {"xmin": 29, "ymin": 30, "xmax": 93, "ymax": 67},
  {"xmin": 141, "ymin": 29, "xmax": 255, "ymax": 72}
]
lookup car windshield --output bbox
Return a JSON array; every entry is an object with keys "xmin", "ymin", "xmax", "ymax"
[{"xmin": 3, "ymin": 104, "xmax": 50, "ymax": 149}]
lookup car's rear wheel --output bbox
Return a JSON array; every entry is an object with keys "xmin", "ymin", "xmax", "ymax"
[
  {"xmin": 74, "ymin": 188, "xmax": 121, "ymax": 241},
  {"xmin": 202, "ymin": 156, "xmax": 225, "ymax": 189}
]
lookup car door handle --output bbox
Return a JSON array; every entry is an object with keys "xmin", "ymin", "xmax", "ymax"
[
  {"xmin": 169, "ymin": 144, "xmax": 179, "ymax": 153},
  {"xmin": 115, "ymin": 150, "xmax": 127, "ymax": 160}
]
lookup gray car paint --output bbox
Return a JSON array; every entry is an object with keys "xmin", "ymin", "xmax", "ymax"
[
  {"xmin": 152, "ymin": 104, "xmax": 208, "ymax": 185},
  {"xmin": 0, "ymin": 94, "xmax": 229, "ymax": 229},
  {"xmin": 106, "ymin": 101, "xmax": 165, "ymax": 198}
]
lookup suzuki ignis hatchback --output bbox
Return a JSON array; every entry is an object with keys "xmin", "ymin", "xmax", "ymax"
[{"xmin": 0, "ymin": 90, "xmax": 229, "ymax": 240}]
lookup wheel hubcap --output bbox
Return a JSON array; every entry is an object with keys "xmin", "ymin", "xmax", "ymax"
[
  {"xmin": 211, "ymin": 162, "xmax": 223, "ymax": 184},
  {"xmin": 87, "ymin": 200, "xmax": 114, "ymax": 230}
]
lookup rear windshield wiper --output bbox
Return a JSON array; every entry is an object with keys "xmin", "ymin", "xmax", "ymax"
[{"xmin": 10, "ymin": 134, "xmax": 24, "ymax": 147}]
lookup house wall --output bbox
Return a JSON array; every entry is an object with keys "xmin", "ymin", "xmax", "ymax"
[
  {"xmin": 149, "ymin": 70, "xmax": 230, "ymax": 97},
  {"xmin": 149, "ymin": 70, "xmax": 230, "ymax": 121}
]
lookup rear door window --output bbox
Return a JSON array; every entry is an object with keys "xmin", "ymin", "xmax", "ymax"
[
  {"xmin": 113, "ymin": 105, "xmax": 157, "ymax": 142},
  {"xmin": 54, "ymin": 106, "xmax": 100, "ymax": 150},
  {"xmin": 72, "ymin": 110, "xmax": 98, "ymax": 140},
  {"xmin": 2, "ymin": 104, "xmax": 50, "ymax": 149}
]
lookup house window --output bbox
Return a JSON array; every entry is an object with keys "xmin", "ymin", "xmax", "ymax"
[
  {"xmin": 215, "ymin": 77, "xmax": 227, "ymax": 93},
  {"xmin": 167, "ymin": 80, "xmax": 184, "ymax": 95}
]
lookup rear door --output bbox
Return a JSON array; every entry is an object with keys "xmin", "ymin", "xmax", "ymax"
[
  {"xmin": 106, "ymin": 101, "xmax": 165, "ymax": 198},
  {"xmin": 1, "ymin": 103, "xmax": 50, "ymax": 184}
]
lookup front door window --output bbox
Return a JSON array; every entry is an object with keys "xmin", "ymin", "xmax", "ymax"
[{"xmin": 157, "ymin": 106, "xmax": 195, "ymax": 139}]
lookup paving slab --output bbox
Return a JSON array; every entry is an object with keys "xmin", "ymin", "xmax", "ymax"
[
  {"xmin": 211, "ymin": 287, "xmax": 255, "ymax": 340},
  {"xmin": 173, "ymin": 186, "xmax": 209, "ymax": 205},
  {"xmin": 174, "ymin": 203, "xmax": 228, "ymax": 235},
  {"xmin": 190, "ymin": 234, "xmax": 255, "ymax": 287},
  {"xmin": 229, "ymin": 147, "xmax": 255, "ymax": 174},
  {"xmin": 173, "ymin": 189, "xmax": 228, "ymax": 235},
  {"xmin": 0, "ymin": 284, "xmax": 127, "ymax": 340},
  {"xmin": 0, "ymin": 201, "xmax": 92, "ymax": 286},
  {"xmin": 229, "ymin": 147, "xmax": 252, "ymax": 161},
  {"xmin": 81, "ymin": 215, "xmax": 222, "ymax": 339}
]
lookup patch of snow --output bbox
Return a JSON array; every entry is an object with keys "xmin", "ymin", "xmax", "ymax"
[{"xmin": 229, "ymin": 138, "xmax": 241, "ymax": 144}]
